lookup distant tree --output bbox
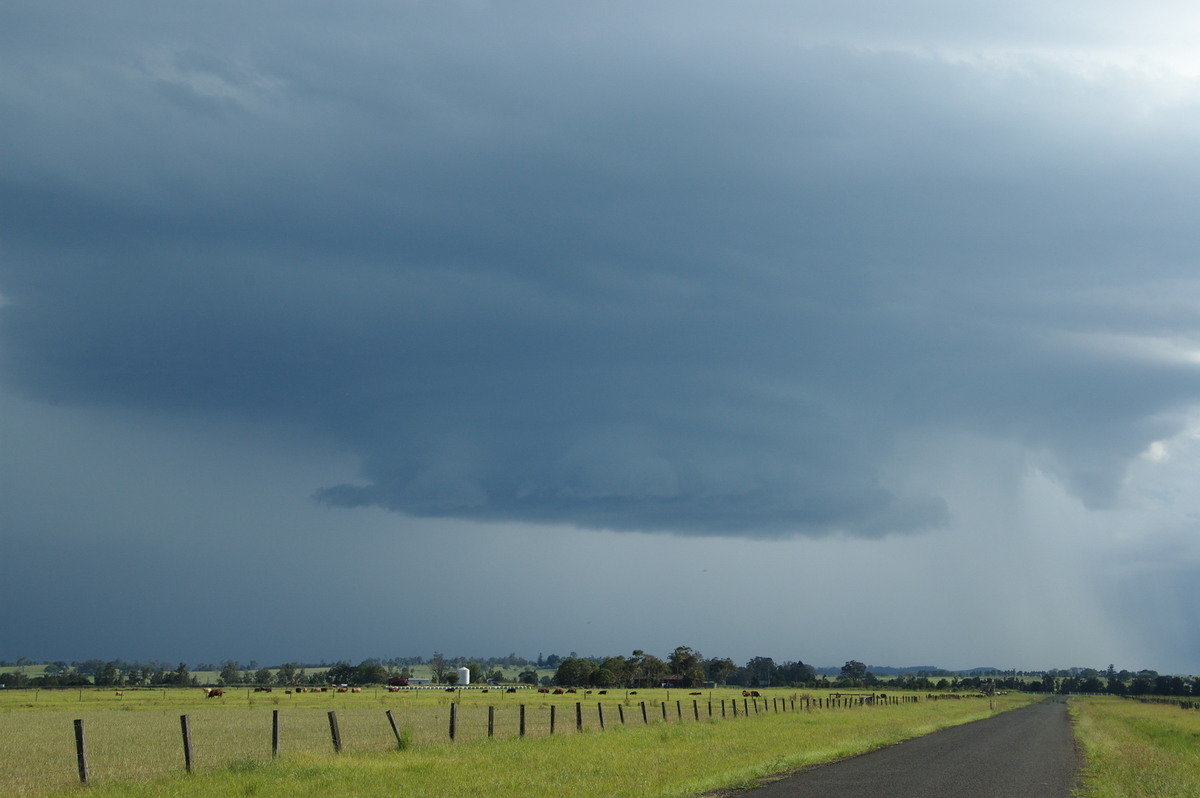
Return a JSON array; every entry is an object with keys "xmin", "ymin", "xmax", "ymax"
[
  {"xmin": 175, "ymin": 662, "xmax": 191, "ymax": 686},
  {"xmin": 445, "ymin": 671, "xmax": 459, "ymax": 686},
  {"xmin": 840, "ymin": 661, "xmax": 868, "ymax": 685},
  {"xmin": 598, "ymin": 656, "xmax": 631, "ymax": 686},
  {"xmin": 0, "ymin": 671, "xmax": 30, "ymax": 688},
  {"xmin": 667, "ymin": 646, "xmax": 704, "ymax": 687},
  {"xmin": 518, "ymin": 669, "xmax": 538, "ymax": 685},
  {"xmin": 628, "ymin": 650, "xmax": 667, "ymax": 688},
  {"xmin": 745, "ymin": 656, "xmax": 778, "ymax": 687},
  {"xmin": 94, "ymin": 662, "xmax": 121, "ymax": 687},
  {"xmin": 253, "ymin": 667, "xmax": 273, "ymax": 686},
  {"xmin": 554, "ymin": 657, "xmax": 597, "ymax": 686},
  {"xmin": 354, "ymin": 662, "xmax": 388, "ymax": 685},
  {"xmin": 704, "ymin": 657, "xmax": 737, "ymax": 685},
  {"xmin": 325, "ymin": 662, "xmax": 356, "ymax": 685},
  {"xmin": 465, "ymin": 662, "xmax": 484, "ymax": 685},
  {"xmin": 429, "ymin": 652, "xmax": 449, "ymax": 684},
  {"xmin": 275, "ymin": 663, "xmax": 299, "ymax": 686},
  {"xmin": 219, "ymin": 662, "xmax": 242, "ymax": 685}
]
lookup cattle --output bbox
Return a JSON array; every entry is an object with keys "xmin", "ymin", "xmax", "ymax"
[
  {"xmin": 115, "ymin": 691, "xmax": 124, "ymax": 698},
  {"xmin": 253, "ymin": 686, "xmax": 273, "ymax": 692},
  {"xmin": 204, "ymin": 688, "xmax": 224, "ymax": 698},
  {"xmin": 351, "ymin": 687, "xmax": 362, "ymax": 693},
  {"xmin": 629, "ymin": 691, "xmax": 637, "ymax": 695},
  {"xmin": 538, "ymin": 688, "xmax": 550, "ymax": 693},
  {"xmin": 552, "ymin": 688, "xmax": 565, "ymax": 695},
  {"xmin": 598, "ymin": 690, "xmax": 607, "ymax": 695},
  {"xmin": 336, "ymin": 687, "xmax": 349, "ymax": 693},
  {"xmin": 742, "ymin": 690, "xmax": 761, "ymax": 697},
  {"xmin": 566, "ymin": 688, "xmax": 577, "ymax": 693},
  {"xmin": 506, "ymin": 688, "xmax": 517, "ymax": 693},
  {"xmin": 689, "ymin": 692, "xmax": 702, "ymax": 695}
]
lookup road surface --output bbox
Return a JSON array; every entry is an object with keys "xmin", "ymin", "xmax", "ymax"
[{"xmin": 735, "ymin": 697, "xmax": 1078, "ymax": 798}]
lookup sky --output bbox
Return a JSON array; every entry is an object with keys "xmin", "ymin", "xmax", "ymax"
[{"xmin": 3, "ymin": 1, "xmax": 1200, "ymax": 675}]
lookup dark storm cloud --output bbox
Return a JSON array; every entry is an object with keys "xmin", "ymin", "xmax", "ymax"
[{"xmin": 4, "ymin": 3, "xmax": 1200, "ymax": 538}]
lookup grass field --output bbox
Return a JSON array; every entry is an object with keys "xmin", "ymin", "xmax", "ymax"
[
  {"xmin": 0, "ymin": 687, "xmax": 1036, "ymax": 797},
  {"xmin": 1071, "ymin": 695, "xmax": 1200, "ymax": 797}
]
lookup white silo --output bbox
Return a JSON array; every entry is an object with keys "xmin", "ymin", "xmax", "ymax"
[{"xmin": 458, "ymin": 667, "xmax": 470, "ymax": 686}]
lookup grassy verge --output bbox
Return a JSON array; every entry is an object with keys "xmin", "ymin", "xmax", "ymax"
[
  {"xmin": 7, "ymin": 691, "xmax": 1038, "ymax": 797},
  {"xmin": 1071, "ymin": 696, "xmax": 1200, "ymax": 797}
]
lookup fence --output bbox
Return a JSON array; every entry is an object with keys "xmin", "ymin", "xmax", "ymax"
[{"xmin": 61, "ymin": 691, "xmax": 924, "ymax": 785}]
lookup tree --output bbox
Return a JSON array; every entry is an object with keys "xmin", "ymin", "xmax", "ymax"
[
  {"xmin": 518, "ymin": 669, "xmax": 539, "ymax": 685},
  {"xmin": 598, "ymin": 656, "xmax": 631, "ymax": 686},
  {"xmin": 219, "ymin": 662, "xmax": 242, "ymax": 685},
  {"xmin": 628, "ymin": 650, "xmax": 667, "ymax": 688},
  {"xmin": 839, "ymin": 660, "xmax": 868, "ymax": 686},
  {"xmin": 554, "ymin": 657, "xmax": 597, "ymax": 686},
  {"xmin": 668, "ymin": 646, "xmax": 704, "ymax": 687},
  {"xmin": 174, "ymin": 662, "xmax": 191, "ymax": 686},
  {"xmin": 325, "ymin": 662, "xmax": 356, "ymax": 686},
  {"xmin": 94, "ymin": 662, "xmax": 121, "ymax": 687},
  {"xmin": 429, "ymin": 652, "xmax": 450, "ymax": 684},
  {"xmin": 745, "ymin": 656, "xmax": 778, "ymax": 687},
  {"xmin": 254, "ymin": 667, "xmax": 273, "ymax": 686},
  {"xmin": 276, "ymin": 663, "xmax": 299, "ymax": 686},
  {"xmin": 704, "ymin": 657, "xmax": 737, "ymax": 685},
  {"xmin": 354, "ymin": 662, "xmax": 388, "ymax": 685}
]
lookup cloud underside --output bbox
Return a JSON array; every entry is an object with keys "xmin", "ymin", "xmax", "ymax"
[{"xmin": 3, "ymin": 11, "xmax": 1200, "ymax": 538}]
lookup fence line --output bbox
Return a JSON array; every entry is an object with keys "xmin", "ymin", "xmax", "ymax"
[{"xmin": 61, "ymin": 691, "xmax": 928, "ymax": 784}]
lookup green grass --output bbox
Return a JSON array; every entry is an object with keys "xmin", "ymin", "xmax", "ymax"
[
  {"xmin": 0, "ymin": 687, "xmax": 1037, "ymax": 796},
  {"xmin": 1071, "ymin": 696, "xmax": 1200, "ymax": 797}
]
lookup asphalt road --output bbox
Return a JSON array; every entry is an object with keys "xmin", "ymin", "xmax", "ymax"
[{"xmin": 737, "ymin": 697, "xmax": 1078, "ymax": 798}]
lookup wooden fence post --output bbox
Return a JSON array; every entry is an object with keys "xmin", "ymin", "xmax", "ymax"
[
  {"xmin": 520, "ymin": 704, "xmax": 526, "ymax": 737},
  {"xmin": 641, "ymin": 701, "xmax": 648, "ymax": 724},
  {"xmin": 597, "ymin": 702, "xmax": 605, "ymax": 730},
  {"xmin": 676, "ymin": 700, "xmax": 682, "ymax": 720},
  {"xmin": 488, "ymin": 706, "xmax": 495, "ymax": 738},
  {"xmin": 73, "ymin": 719, "xmax": 88, "ymax": 784},
  {"xmin": 693, "ymin": 700, "xmax": 699, "ymax": 721},
  {"xmin": 272, "ymin": 710, "xmax": 280, "ymax": 758},
  {"xmin": 618, "ymin": 704, "xmax": 625, "ymax": 725},
  {"xmin": 576, "ymin": 702, "xmax": 583, "ymax": 733},
  {"xmin": 328, "ymin": 710, "xmax": 342, "ymax": 753},
  {"xmin": 550, "ymin": 704, "xmax": 556, "ymax": 735},
  {"xmin": 386, "ymin": 710, "xmax": 403, "ymax": 749},
  {"xmin": 180, "ymin": 714, "xmax": 194, "ymax": 774},
  {"xmin": 661, "ymin": 701, "xmax": 668, "ymax": 721},
  {"xmin": 449, "ymin": 703, "xmax": 457, "ymax": 741}
]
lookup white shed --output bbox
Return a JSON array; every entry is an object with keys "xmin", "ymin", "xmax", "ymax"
[{"xmin": 457, "ymin": 667, "xmax": 470, "ymax": 686}]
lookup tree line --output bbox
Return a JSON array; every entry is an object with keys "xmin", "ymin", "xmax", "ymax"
[{"xmin": 3, "ymin": 654, "xmax": 1197, "ymax": 694}]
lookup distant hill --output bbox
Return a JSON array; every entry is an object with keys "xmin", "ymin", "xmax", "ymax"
[{"xmin": 814, "ymin": 665, "xmax": 1002, "ymax": 677}]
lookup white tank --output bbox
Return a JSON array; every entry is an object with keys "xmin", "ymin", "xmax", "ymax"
[{"xmin": 458, "ymin": 667, "xmax": 470, "ymax": 686}]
